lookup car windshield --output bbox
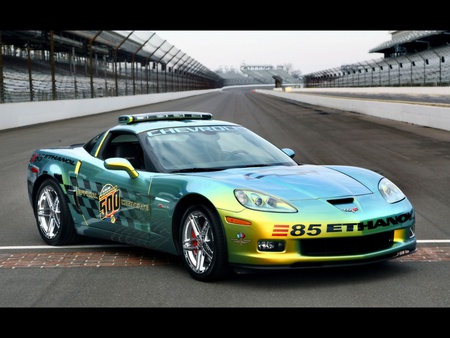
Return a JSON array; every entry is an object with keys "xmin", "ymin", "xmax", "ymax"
[{"xmin": 144, "ymin": 124, "xmax": 298, "ymax": 172}]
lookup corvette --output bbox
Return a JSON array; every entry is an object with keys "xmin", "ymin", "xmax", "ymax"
[{"xmin": 27, "ymin": 111, "xmax": 416, "ymax": 282}]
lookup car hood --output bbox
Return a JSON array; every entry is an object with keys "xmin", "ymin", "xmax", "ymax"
[{"xmin": 198, "ymin": 165, "xmax": 373, "ymax": 200}]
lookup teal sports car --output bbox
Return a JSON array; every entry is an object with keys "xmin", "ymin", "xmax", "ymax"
[{"xmin": 27, "ymin": 112, "xmax": 416, "ymax": 282}]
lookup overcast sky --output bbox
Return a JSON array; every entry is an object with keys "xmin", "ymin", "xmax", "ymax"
[{"xmin": 134, "ymin": 30, "xmax": 392, "ymax": 75}]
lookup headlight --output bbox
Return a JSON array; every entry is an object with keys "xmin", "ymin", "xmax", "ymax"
[
  {"xmin": 378, "ymin": 177, "xmax": 405, "ymax": 203},
  {"xmin": 234, "ymin": 189, "xmax": 297, "ymax": 212}
]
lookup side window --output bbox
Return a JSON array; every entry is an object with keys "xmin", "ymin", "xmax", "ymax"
[
  {"xmin": 83, "ymin": 132, "xmax": 106, "ymax": 156},
  {"xmin": 101, "ymin": 133, "xmax": 145, "ymax": 170}
]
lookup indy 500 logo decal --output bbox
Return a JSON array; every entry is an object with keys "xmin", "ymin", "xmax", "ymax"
[{"xmin": 99, "ymin": 184, "xmax": 120, "ymax": 223}]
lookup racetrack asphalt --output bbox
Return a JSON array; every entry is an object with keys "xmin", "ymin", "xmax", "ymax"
[
  {"xmin": 2, "ymin": 88, "xmax": 450, "ymax": 308},
  {"xmin": 2, "ymin": 88, "xmax": 450, "ymax": 269}
]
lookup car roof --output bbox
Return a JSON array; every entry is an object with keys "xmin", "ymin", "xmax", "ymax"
[{"xmin": 110, "ymin": 111, "xmax": 239, "ymax": 134}]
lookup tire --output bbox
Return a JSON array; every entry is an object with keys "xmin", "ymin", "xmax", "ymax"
[
  {"xmin": 179, "ymin": 204, "xmax": 231, "ymax": 282},
  {"xmin": 34, "ymin": 178, "xmax": 80, "ymax": 246}
]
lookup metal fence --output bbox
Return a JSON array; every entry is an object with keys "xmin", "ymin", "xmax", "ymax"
[
  {"xmin": 303, "ymin": 45, "xmax": 450, "ymax": 88},
  {"xmin": 1, "ymin": 54, "xmax": 214, "ymax": 103}
]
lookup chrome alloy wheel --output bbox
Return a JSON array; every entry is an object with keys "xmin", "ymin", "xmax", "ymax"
[
  {"xmin": 36, "ymin": 185, "xmax": 61, "ymax": 239},
  {"xmin": 181, "ymin": 210, "xmax": 214, "ymax": 275}
]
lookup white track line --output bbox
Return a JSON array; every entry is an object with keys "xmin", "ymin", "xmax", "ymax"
[{"xmin": 0, "ymin": 240, "xmax": 448, "ymax": 250}]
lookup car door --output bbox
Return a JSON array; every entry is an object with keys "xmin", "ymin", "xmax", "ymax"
[
  {"xmin": 76, "ymin": 159, "xmax": 153, "ymax": 236},
  {"xmin": 69, "ymin": 132, "xmax": 154, "ymax": 240}
]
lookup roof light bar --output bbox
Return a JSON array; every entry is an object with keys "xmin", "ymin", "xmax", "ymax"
[{"xmin": 118, "ymin": 112, "xmax": 213, "ymax": 124}]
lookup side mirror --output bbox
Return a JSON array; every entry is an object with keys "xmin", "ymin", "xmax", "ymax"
[
  {"xmin": 104, "ymin": 158, "xmax": 139, "ymax": 179},
  {"xmin": 282, "ymin": 148, "xmax": 295, "ymax": 159}
]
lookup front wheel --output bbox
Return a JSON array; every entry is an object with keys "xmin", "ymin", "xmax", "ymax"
[
  {"xmin": 179, "ymin": 204, "xmax": 230, "ymax": 282},
  {"xmin": 34, "ymin": 178, "xmax": 80, "ymax": 246}
]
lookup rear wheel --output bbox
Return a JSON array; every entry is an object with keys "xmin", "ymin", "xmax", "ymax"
[
  {"xmin": 35, "ymin": 178, "xmax": 80, "ymax": 246},
  {"xmin": 179, "ymin": 204, "xmax": 230, "ymax": 282}
]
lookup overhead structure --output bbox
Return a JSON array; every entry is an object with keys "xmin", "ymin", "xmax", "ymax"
[{"xmin": 0, "ymin": 30, "xmax": 224, "ymax": 103}]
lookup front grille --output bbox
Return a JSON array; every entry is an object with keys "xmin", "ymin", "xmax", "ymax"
[{"xmin": 300, "ymin": 231, "xmax": 394, "ymax": 256}]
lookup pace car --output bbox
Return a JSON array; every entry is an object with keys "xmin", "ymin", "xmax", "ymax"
[{"xmin": 27, "ymin": 111, "xmax": 416, "ymax": 282}]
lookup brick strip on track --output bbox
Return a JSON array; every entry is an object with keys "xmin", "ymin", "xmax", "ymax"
[
  {"xmin": 0, "ymin": 248, "xmax": 180, "ymax": 268},
  {"xmin": 0, "ymin": 246, "xmax": 448, "ymax": 268}
]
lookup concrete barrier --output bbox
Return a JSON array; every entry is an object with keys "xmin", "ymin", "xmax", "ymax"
[
  {"xmin": 0, "ymin": 89, "xmax": 220, "ymax": 131},
  {"xmin": 255, "ymin": 87, "xmax": 450, "ymax": 132}
]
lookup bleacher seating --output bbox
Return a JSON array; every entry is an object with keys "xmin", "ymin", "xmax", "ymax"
[
  {"xmin": 1, "ymin": 54, "xmax": 161, "ymax": 102},
  {"xmin": 3, "ymin": 30, "xmax": 450, "ymax": 103},
  {"xmin": 321, "ymin": 44, "xmax": 450, "ymax": 88},
  {"xmin": 238, "ymin": 65, "xmax": 302, "ymax": 86},
  {"xmin": 303, "ymin": 31, "xmax": 450, "ymax": 88}
]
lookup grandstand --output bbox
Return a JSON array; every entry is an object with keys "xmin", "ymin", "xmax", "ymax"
[
  {"xmin": 303, "ymin": 30, "xmax": 450, "ymax": 88},
  {"xmin": 0, "ymin": 30, "xmax": 224, "ymax": 103},
  {"xmin": 214, "ymin": 69, "xmax": 255, "ymax": 86},
  {"xmin": 2, "ymin": 30, "xmax": 450, "ymax": 104},
  {"xmin": 1, "ymin": 53, "xmax": 173, "ymax": 102},
  {"xmin": 238, "ymin": 65, "xmax": 302, "ymax": 87}
]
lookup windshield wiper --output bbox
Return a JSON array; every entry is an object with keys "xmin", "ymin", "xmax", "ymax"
[{"xmin": 169, "ymin": 167, "xmax": 225, "ymax": 173}]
